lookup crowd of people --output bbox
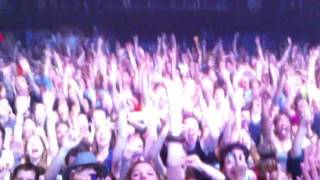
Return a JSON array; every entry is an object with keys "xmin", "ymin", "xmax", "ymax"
[{"xmin": 0, "ymin": 30, "xmax": 319, "ymax": 180}]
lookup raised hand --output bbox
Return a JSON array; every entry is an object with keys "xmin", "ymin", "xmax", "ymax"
[
  {"xmin": 193, "ymin": 35, "xmax": 200, "ymax": 47},
  {"xmin": 97, "ymin": 37, "xmax": 103, "ymax": 47},
  {"xmin": 185, "ymin": 155, "xmax": 202, "ymax": 169},
  {"xmin": 309, "ymin": 47, "xmax": 320, "ymax": 60},
  {"xmin": 0, "ymin": 161, "xmax": 10, "ymax": 177},
  {"xmin": 11, "ymin": 140, "xmax": 23, "ymax": 158},
  {"xmin": 43, "ymin": 47, "xmax": 52, "ymax": 58},
  {"xmin": 299, "ymin": 141, "xmax": 320, "ymax": 180},
  {"xmin": 235, "ymin": 32, "xmax": 240, "ymax": 39},
  {"xmin": 125, "ymin": 42, "xmax": 133, "ymax": 52},
  {"xmin": 43, "ymin": 91, "xmax": 56, "ymax": 111},
  {"xmin": 255, "ymin": 36, "xmax": 261, "ymax": 47},
  {"xmin": 17, "ymin": 56, "xmax": 31, "ymax": 75},
  {"xmin": 133, "ymin": 35, "xmax": 138, "ymax": 44},
  {"xmin": 157, "ymin": 36, "xmax": 162, "ymax": 46},
  {"xmin": 171, "ymin": 33, "xmax": 176, "ymax": 46},
  {"xmin": 300, "ymin": 102, "xmax": 312, "ymax": 127},
  {"xmin": 221, "ymin": 67, "xmax": 230, "ymax": 81},
  {"xmin": 287, "ymin": 37, "xmax": 292, "ymax": 46},
  {"xmin": 122, "ymin": 137, "xmax": 143, "ymax": 162},
  {"xmin": 165, "ymin": 80, "xmax": 183, "ymax": 136},
  {"xmin": 15, "ymin": 96, "xmax": 30, "ymax": 115},
  {"xmin": 61, "ymin": 127, "xmax": 82, "ymax": 151}
]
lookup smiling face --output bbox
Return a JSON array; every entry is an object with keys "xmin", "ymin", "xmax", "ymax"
[
  {"xmin": 95, "ymin": 125, "xmax": 112, "ymax": 149},
  {"xmin": 26, "ymin": 135, "xmax": 45, "ymax": 161},
  {"xmin": 56, "ymin": 122, "xmax": 69, "ymax": 147},
  {"xmin": 274, "ymin": 114, "xmax": 291, "ymax": 140},
  {"xmin": 125, "ymin": 135, "xmax": 144, "ymax": 161},
  {"xmin": 223, "ymin": 148, "xmax": 248, "ymax": 180},
  {"xmin": 129, "ymin": 162, "xmax": 158, "ymax": 180},
  {"xmin": 183, "ymin": 117, "xmax": 200, "ymax": 149}
]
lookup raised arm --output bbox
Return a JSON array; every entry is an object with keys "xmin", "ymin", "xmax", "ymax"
[
  {"xmin": 13, "ymin": 95, "xmax": 31, "ymax": 142},
  {"xmin": 261, "ymin": 88, "xmax": 274, "ymax": 141},
  {"xmin": 126, "ymin": 41, "xmax": 138, "ymax": 75},
  {"xmin": 193, "ymin": 36, "xmax": 202, "ymax": 64},
  {"xmin": 170, "ymin": 34, "xmax": 179, "ymax": 77},
  {"xmin": 112, "ymin": 108, "xmax": 129, "ymax": 177},
  {"xmin": 52, "ymin": 50, "xmax": 64, "ymax": 77},
  {"xmin": 277, "ymin": 37, "xmax": 292, "ymax": 68},
  {"xmin": 255, "ymin": 36, "xmax": 265, "ymax": 62},
  {"xmin": 307, "ymin": 47, "xmax": 320, "ymax": 104},
  {"xmin": 232, "ymin": 32, "xmax": 240, "ymax": 57},
  {"xmin": 44, "ymin": 129, "xmax": 82, "ymax": 180},
  {"xmin": 17, "ymin": 56, "xmax": 41, "ymax": 97},
  {"xmin": 290, "ymin": 108, "xmax": 310, "ymax": 158},
  {"xmin": 185, "ymin": 155, "xmax": 225, "ymax": 180},
  {"xmin": 165, "ymin": 80, "xmax": 185, "ymax": 180},
  {"xmin": 272, "ymin": 64, "xmax": 287, "ymax": 100},
  {"xmin": 43, "ymin": 91, "xmax": 59, "ymax": 157},
  {"xmin": 198, "ymin": 86, "xmax": 220, "ymax": 154}
]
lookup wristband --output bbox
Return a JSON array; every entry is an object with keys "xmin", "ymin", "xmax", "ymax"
[{"xmin": 166, "ymin": 133, "xmax": 183, "ymax": 142}]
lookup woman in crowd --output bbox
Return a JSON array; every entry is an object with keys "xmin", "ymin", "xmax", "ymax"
[{"xmin": 0, "ymin": 30, "xmax": 318, "ymax": 180}]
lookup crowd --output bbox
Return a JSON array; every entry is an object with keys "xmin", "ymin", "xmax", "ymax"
[{"xmin": 0, "ymin": 30, "xmax": 319, "ymax": 180}]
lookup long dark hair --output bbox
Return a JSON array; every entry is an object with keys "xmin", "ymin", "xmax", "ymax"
[
  {"xmin": 126, "ymin": 160, "xmax": 160, "ymax": 180},
  {"xmin": 24, "ymin": 135, "xmax": 48, "ymax": 169},
  {"xmin": 12, "ymin": 157, "xmax": 45, "ymax": 180}
]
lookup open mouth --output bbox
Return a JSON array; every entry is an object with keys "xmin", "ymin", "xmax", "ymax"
[{"xmin": 32, "ymin": 149, "xmax": 39, "ymax": 154}]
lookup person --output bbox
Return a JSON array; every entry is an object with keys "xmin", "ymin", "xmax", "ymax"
[
  {"xmin": 0, "ymin": 29, "xmax": 317, "ymax": 180},
  {"xmin": 219, "ymin": 143, "xmax": 257, "ymax": 180},
  {"xmin": 11, "ymin": 158, "xmax": 45, "ymax": 180},
  {"xmin": 63, "ymin": 151, "xmax": 108, "ymax": 180},
  {"xmin": 0, "ymin": 124, "xmax": 14, "ymax": 180},
  {"xmin": 24, "ymin": 134, "xmax": 49, "ymax": 169},
  {"xmin": 93, "ymin": 124, "xmax": 115, "ymax": 175},
  {"xmin": 126, "ymin": 160, "xmax": 160, "ymax": 180},
  {"xmin": 44, "ymin": 125, "xmax": 110, "ymax": 180}
]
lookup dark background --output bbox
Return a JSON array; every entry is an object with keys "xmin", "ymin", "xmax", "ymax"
[{"xmin": 0, "ymin": 0, "xmax": 320, "ymax": 54}]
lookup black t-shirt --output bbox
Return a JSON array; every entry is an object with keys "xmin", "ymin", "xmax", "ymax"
[{"xmin": 287, "ymin": 150, "xmax": 304, "ymax": 180}]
